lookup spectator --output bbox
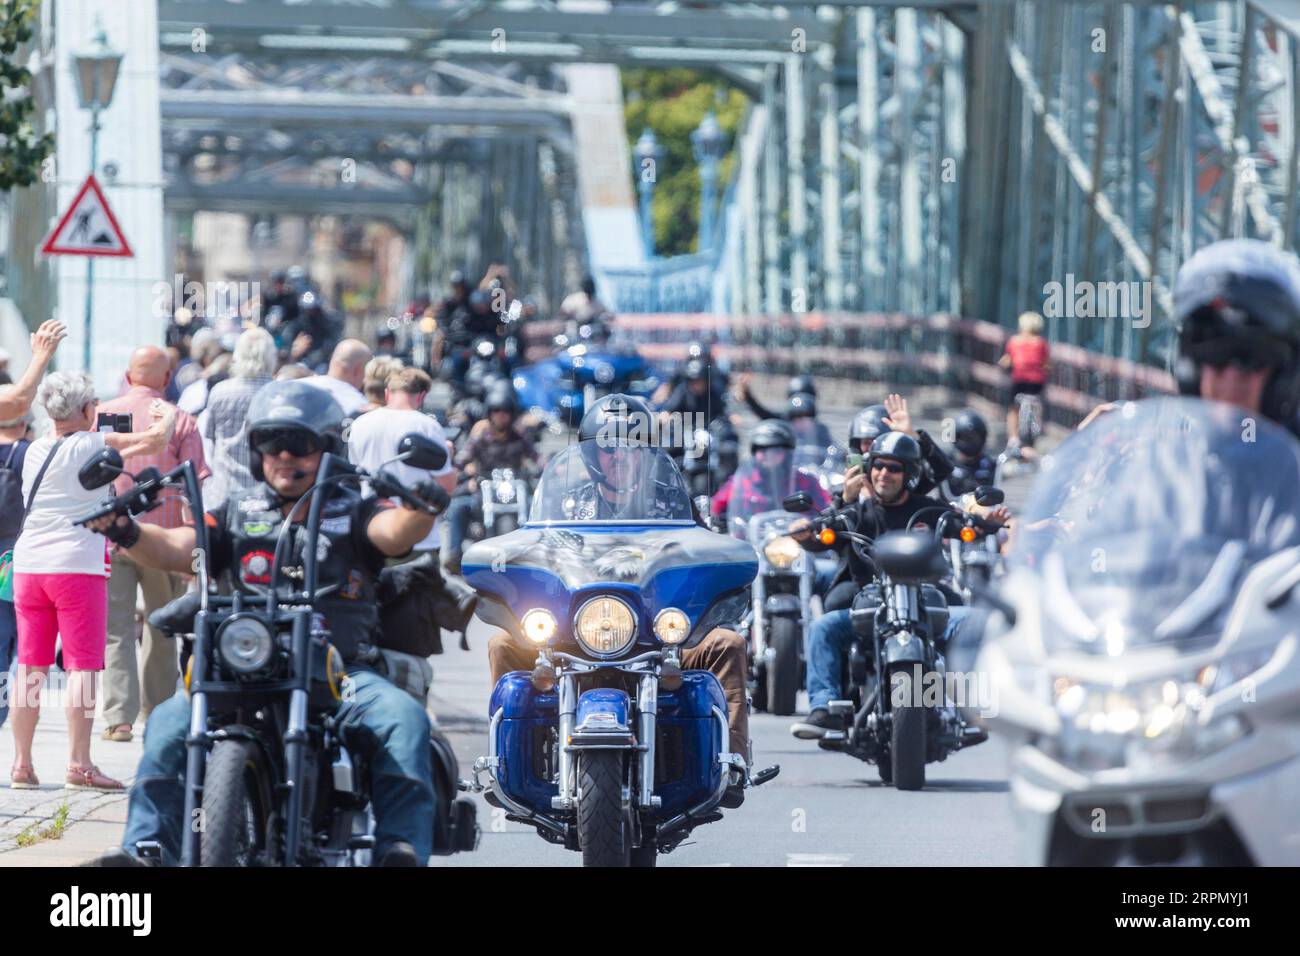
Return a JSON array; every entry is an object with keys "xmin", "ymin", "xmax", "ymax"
[
  {"xmin": 174, "ymin": 328, "xmax": 221, "ymax": 393},
  {"xmin": 303, "ymin": 338, "xmax": 371, "ymax": 418},
  {"xmin": 202, "ymin": 327, "xmax": 276, "ymax": 504},
  {"xmin": 0, "ymin": 411, "xmax": 32, "ymax": 730},
  {"xmin": 347, "ymin": 367, "xmax": 456, "ymax": 556},
  {"xmin": 0, "ymin": 320, "xmax": 68, "ymax": 424},
  {"xmin": 8, "ymin": 371, "xmax": 174, "ymax": 791},
  {"xmin": 275, "ymin": 362, "xmax": 313, "ymax": 381},
  {"xmin": 361, "ymin": 355, "xmax": 405, "ymax": 412},
  {"xmin": 178, "ymin": 349, "xmax": 231, "ymax": 417},
  {"xmin": 95, "ymin": 347, "xmax": 210, "ymax": 745}
]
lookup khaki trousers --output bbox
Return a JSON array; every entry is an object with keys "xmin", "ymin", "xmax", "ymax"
[
  {"xmin": 488, "ymin": 628, "xmax": 749, "ymax": 760},
  {"xmin": 102, "ymin": 551, "xmax": 185, "ymax": 727}
]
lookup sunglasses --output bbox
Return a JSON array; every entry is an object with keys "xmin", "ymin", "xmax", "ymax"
[
  {"xmin": 870, "ymin": 460, "xmax": 905, "ymax": 475},
  {"xmin": 1196, "ymin": 345, "xmax": 1279, "ymax": 372},
  {"xmin": 252, "ymin": 429, "xmax": 323, "ymax": 458}
]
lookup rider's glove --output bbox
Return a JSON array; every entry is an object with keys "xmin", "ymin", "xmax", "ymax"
[
  {"xmin": 103, "ymin": 516, "xmax": 142, "ymax": 549},
  {"xmin": 408, "ymin": 480, "xmax": 450, "ymax": 515}
]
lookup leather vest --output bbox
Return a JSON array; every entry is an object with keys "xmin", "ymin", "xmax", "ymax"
[{"xmin": 223, "ymin": 485, "xmax": 380, "ymax": 662}]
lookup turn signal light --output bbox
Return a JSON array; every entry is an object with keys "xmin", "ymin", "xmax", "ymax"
[
  {"xmin": 818, "ymin": 528, "xmax": 836, "ymax": 545},
  {"xmin": 960, "ymin": 527, "xmax": 977, "ymax": 543}
]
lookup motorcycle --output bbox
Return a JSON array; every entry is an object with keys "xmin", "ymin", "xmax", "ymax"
[
  {"xmin": 74, "ymin": 436, "xmax": 479, "ymax": 866},
  {"xmin": 979, "ymin": 397, "xmax": 1300, "ymax": 865},
  {"xmin": 941, "ymin": 493, "xmax": 1006, "ymax": 603},
  {"xmin": 678, "ymin": 417, "xmax": 740, "ymax": 499},
  {"xmin": 785, "ymin": 492, "xmax": 995, "ymax": 789},
  {"xmin": 725, "ymin": 449, "xmax": 833, "ymax": 716},
  {"xmin": 462, "ymin": 441, "xmax": 777, "ymax": 865},
  {"xmin": 473, "ymin": 467, "xmax": 532, "ymax": 538}
]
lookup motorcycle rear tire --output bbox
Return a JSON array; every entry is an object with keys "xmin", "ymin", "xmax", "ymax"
[
  {"xmin": 201, "ymin": 738, "xmax": 274, "ymax": 867},
  {"xmin": 577, "ymin": 751, "xmax": 631, "ymax": 867},
  {"xmin": 889, "ymin": 667, "xmax": 927, "ymax": 791},
  {"xmin": 767, "ymin": 616, "xmax": 801, "ymax": 717}
]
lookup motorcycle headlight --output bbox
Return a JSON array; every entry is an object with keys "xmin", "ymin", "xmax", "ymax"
[
  {"xmin": 521, "ymin": 609, "xmax": 557, "ymax": 645},
  {"xmin": 654, "ymin": 608, "xmax": 690, "ymax": 645},
  {"xmin": 574, "ymin": 596, "xmax": 637, "ymax": 657},
  {"xmin": 217, "ymin": 615, "xmax": 275, "ymax": 675},
  {"xmin": 495, "ymin": 482, "xmax": 516, "ymax": 504},
  {"xmin": 763, "ymin": 535, "xmax": 802, "ymax": 570}
]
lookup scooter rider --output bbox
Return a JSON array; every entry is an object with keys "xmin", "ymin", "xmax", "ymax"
[
  {"xmin": 485, "ymin": 394, "xmax": 752, "ymax": 804},
  {"xmin": 788, "ymin": 432, "xmax": 1000, "ymax": 738},
  {"xmin": 91, "ymin": 381, "xmax": 445, "ymax": 867},
  {"xmin": 941, "ymin": 410, "xmax": 997, "ymax": 499}
]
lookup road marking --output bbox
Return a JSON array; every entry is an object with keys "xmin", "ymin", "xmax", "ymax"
[{"xmin": 786, "ymin": 853, "xmax": 852, "ymax": 867}]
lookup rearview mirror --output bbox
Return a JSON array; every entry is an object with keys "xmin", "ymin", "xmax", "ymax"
[
  {"xmin": 78, "ymin": 448, "xmax": 124, "ymax": 490},
  {"xmin": 974, "ymin": 485, "xmax": 1005, "ymax": 507},
  {"xmin": 783, "ymin": 492, "xmax": 813, "ymax": 513},
  {"xmin": 397, "ymin": 432, "xmax": 448, "ymax": 472},
  {"xmin": 873, "ymin": 532, "xmax": 949, "ymax": 584}
]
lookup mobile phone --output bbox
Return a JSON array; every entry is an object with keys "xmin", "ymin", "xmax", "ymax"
[
  {"xmin": 97, "ymin": 412, "xmax": 132, "ymax": 434},
  {"xmin": 846, "ymin": 452, "xmax": 863, "ymax": 469}
]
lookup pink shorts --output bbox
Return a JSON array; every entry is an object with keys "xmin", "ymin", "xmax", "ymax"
[{"xmin": 14, "ymin": 573, "xmax": 108, "ymax": 672}]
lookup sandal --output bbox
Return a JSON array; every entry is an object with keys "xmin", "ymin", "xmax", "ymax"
[
  {"xmin": 101, "ymin": 725, "xmax": 133, "ymax": 743},
  {"xmin": 65, "ymin": 765, "xmax": 124, "ymax": 792},
  {"xmin": 9, "ymin": 766, "xmax": 39, "ymax": 789}
]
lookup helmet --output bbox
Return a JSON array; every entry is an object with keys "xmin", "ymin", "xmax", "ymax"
[
  {"xmin": 485, "ymin": 382, "xmax": 518, "ymax": 416},
  {"xmin": 750, "ymin": 419, "xmax": 796, "ymax": 453},
  {"xmin": 866, "ymin": 431, "xmax": 923, "ymax": 485},
  {"xmin": 848, "ymin": 404, "xmax": 891, "ymax": 447},
  {"xmin": 686, "ymin": 340, "xmax": 708, "ymax": 361},
  {"xmin": 469, "ymin": 290, "xmax": 493, "ymax": 311},
  {"xmin": 952, "ymin": 409, "xmax": 988, "ymax": 457},
  {"xmin": 787, "ymin": 374, "xmax": 817, "ymax": 399},
  {"xmin": 787, "ymin": 392, "xmax": 817, "ymax": 420},
  {"xmin": 298, "ymin": 290, "xmax": 322, "ymax": 313},
  {"xmin": 1175, "ymin": 238, "xmax": 1300, "ymax": 425},
  {"xmin": 270, "ymin": 269, "xmax": 287, "ymax": 285},
  {"xmin": 449, "ymin": 270, "xmax": 467, "ymax": 287},
  {"xmin": 247, "ymin": 380, "xmax": 345, "ymax": 483},
  {"xmin": 578, "ymin": 393, "xmax": 654, "ymax": 485},
  {"xmin": 683, "ymin": 358, "xmax": 708, "ymax": 383}
]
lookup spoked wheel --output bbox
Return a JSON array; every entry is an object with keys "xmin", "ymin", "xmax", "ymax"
[
  {"xmin": 576, "ymin": 751, "xmax": 631, "ymax": 867},
  {"xmin": 766, "ymin": 616, "xmax": 801, "ymax": 717},
  {"xmin": 888, "ymin": 666, "xmax": 927, "ymax": 791},
  {"xmin": 201, "ymin": 738, "xmax": 275, "ymax": 866}
]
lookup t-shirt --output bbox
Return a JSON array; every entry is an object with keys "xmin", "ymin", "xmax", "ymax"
[
  {"xmin": 302, "ymin": 374, "xmax": 367, "ymax": 418},
  {"xmin": 347, "ymin": 406, "xmax": 453, "ymax": 551},
  {"xmin": 14, "ymin": 431, "xmax": 111, "ymax": 576},
  {"xmin": 1006, "ymin": 335, "xmax": 1050, "ymax": 385}
]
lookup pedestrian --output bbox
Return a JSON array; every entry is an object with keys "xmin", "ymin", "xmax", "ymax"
[
  {"xmin": 95, "ymin": 347, "xmax": 210, "ymax": 745},
  {"xmin": 361, "ymin": 355, "xmax": 405, "ymax": 412},
  {"xmin": 8, "ymin": 371, "xmax": 174, "ymax": 790},
  {"xmin": 303, "ymin": 339, "xmax": 371, "ymax": 418},
  {"xmin": 0, "ymin": 411, "xmax": 32, "ymax": 730},
  {"xmin": 202, "ymin": 327, "xmax": 276, "ymax": 504},
  {"xmin": 275, "ymin": 362, "xmax": 312, "ymax": 381}
]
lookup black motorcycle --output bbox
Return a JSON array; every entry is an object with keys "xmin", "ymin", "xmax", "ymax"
[
  {"xmin": 74, "ymin": 437, "xmax": 478, "ymax": 866},
  {"xmin": 785, "ymin": 489, "xmax": 1002, "ymax": 789}
]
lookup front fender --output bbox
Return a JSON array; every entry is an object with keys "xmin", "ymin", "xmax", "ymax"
[
  {"xmin": 883, "ymin": 631, "xmax": 928, "ymax": 666},
  {"xmin": 571, "ymin": 688, "xmax": 635, "ymax": 748},
  {"xmin": 764, "ymin": 593, "xmax": 801, "ymax": 617}
]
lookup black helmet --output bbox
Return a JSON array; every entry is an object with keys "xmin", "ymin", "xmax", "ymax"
[
  {"xmin": 848, "ymin": 404, "xmax": 891, "ymax": 447},
  {"xmin": 787, "ymin": 374, "xmax": 817, "ymax": 399},
  {"xmin": 683, "ymin": 358, "xmax": 708, "ymax": 383},
  {"xmin": 449, "ymin": 270, "xmax": 467, "ymax": 287},
  {"xmin": 469, "ymin": 289, "xmax": 493, "ymax": 311},
  {"xmin": 247, "ymin": 380, "xmax": 345, "ymax": 482},
  {"xmin": 686, "ymin": 340, "xmax": 708, "ymax": 361},
  {"xmin": 866, "ymin": 431, "xmax": 923, "ymax": 485},
  {"xmin": 750, "ymin": 419, "xmax": 796, "ymax": 453},
  {"xmin": 578, "ymin": 393, "xmax": 654, "ymax": 485},
  {"xmin": 485, "ymin": 382, "xmax": 518, "ymax": 416},
  {"xmin": 787, "ymin": 392, "xmax": 817, "ymax": 419},
  {"xmin": 1175, "ymin": 238, "xmax": 1300, "ymax": 425},
  {"xmin": 952, "ymin": 409, "xmax": 988, "ymax": 457}
]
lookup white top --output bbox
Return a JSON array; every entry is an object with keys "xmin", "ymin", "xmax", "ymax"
[
  {"xmin": 14, "ymin": 431, "xmax": 111, "ymax": 576},
  {"xmin": 347, "ymin": 407, "xmax": 453, "ymax": 552},
  {"xmin": 303, "ymin": 374, "xmax": 368, "ymax": 417},
  {"xmin": 178, "ymin": 378, "xmax": 209, "ymax": 416}
]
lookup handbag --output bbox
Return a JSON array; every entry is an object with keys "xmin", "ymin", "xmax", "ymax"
[{"xmin": 0, "ymin": 436, "xmax": 69, "ymax": 602}]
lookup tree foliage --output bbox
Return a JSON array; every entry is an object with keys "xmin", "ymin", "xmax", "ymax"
[
  {"xmin": 622, "ymin": 68, "xmax": 748, "ymax": 258},
  {"xmin": 0, "ymin": 0, "xmax": 52, "ymax": 191}
]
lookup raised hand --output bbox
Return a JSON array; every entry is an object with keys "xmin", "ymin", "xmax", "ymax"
[
  {"xmin": 882, "ymin": 393, "xmax": 914, "ymax": 435},
  {"xmin": 30, "ymin": 319, "xmax": 68, "ymax": 362}
]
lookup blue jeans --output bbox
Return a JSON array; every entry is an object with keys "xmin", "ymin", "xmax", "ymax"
[
  {"xmin": 813, "ymin": 559, "xmax": 837, "ymax": 598},
  {"xmin": 806, "ymin": 604, "xmax": 986, "ymax": 711},
  {"xmin": 0, "ymin": 599, "xmax": 14, "ymax": 729},
  {"xmin": 444, "ymin": 494, "xmax": 479, "ymax": 557},
  {"xmin": 122, "ymin": 668, "xmax": 436, "ymax": 864}
]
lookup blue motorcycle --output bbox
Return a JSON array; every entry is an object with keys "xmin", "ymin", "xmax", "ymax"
[
  {"xmin": 464, "ymin": 441, "xmax": 774, "ymax": 865},
  {"xmin": 511, "ymin": 323, "xmax": 663, "ymax": 428}
]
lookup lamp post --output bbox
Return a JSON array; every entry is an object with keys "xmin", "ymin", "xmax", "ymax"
[
  {"xmin": 633, "ymin": 128, "xmax": 662, "ymax": 259},
  {"xmin": 72, "ymin": 24, "xmax": 122, "ymax": 374},
  {"xmin": 691, "ymin": 112, "xmax": 726, "ymax": 254}
]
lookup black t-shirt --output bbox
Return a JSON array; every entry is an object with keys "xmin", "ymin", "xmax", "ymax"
[{"xmin": 820, "ymin": 492, "xmax": 948, "ymax": 588}]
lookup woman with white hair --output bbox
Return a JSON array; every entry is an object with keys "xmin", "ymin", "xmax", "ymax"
[
  {"xmin": 201, "ymin": 326, "xmax": 277, "ymax": 503},
  {"xmin": 8, "ymin": 370, "xmax": 175, "ymax": 791},
  {"xmin": 999, "ymin": 310, "xmax": 1051, "ymax": 456}
]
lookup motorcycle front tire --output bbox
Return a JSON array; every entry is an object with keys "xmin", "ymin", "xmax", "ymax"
[
  {"xmin": 201, "ymin": 738, "xmax": 275, "ymax": 866},
  {"xmin": 577, "ymin": 751, "xmax": 631, "ymax": 867},
  {"xmin": 888, "ymin": 666, "xmax": 927, "ymax": 791},
  {"xmin": 766, "ymin": 616, "xmax": 801, "ymax": 717}
]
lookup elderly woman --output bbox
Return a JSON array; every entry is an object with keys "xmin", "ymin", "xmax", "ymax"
[
  {"xmin": 201, "ymin": 327, "xmax": 277, "ymax": 504},
  {"xmin": 8, "ymin": 371, "xmax": 174, "ymax": 791}
]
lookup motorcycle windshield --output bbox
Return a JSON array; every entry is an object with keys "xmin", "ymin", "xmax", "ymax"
[
  {"xmin": 1011, "ymin": 396, "xmax": 1300, "ymax": 654},
  {"xmin": 726, "ymin": 448, "xmax": 832, "ymax": 539},
  {"xmin": 529, "ymin": 441, "xmax": 695, "ymax": 524}
]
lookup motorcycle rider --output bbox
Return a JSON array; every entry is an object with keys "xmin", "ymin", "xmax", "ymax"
[
  {"xmin": 941, "ymin": 410, "xmax": 997, "ymax": 499},
  {"xmin": 261, "ymin": 269, "xmax": 300, "ymax": 344},
  {"xmin": 786, "ymin": 391, "xmax": 835, "ymax": 452},
  {"xmin": 90, "ymin": 381, "xmax": 446, "ymax": 867},
  {"xmin": 443, "ymin": 383, "xmax": 541, "ymax": 576},
  {"xmin": 840, "ymin": 394, "xmax": 954, "ymax": 501},
  {"xmin": 735, "ymin": 372, "xmax": 817, "ymax": 422},
  {"xmin": 283, "ymin": 291, "xmax": 338, "ymax": 372},
  {"xmin": 445, "ymin": 290, "xmax": 503, "ymax": 396},
  {"xmin": 788, "ymin": 432, "xmax": 1004, "ymax": 739},
  {"xmin": 710, "ymin": 420, "xmax": 829, "ymax": 527},
  {"xmin": 484, "ymin": 394, "xmax": 751, "ymax": 803}
]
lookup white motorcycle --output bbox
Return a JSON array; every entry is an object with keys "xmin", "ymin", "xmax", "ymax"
[
  {"xmin": 978, "ymin": 397, "xmax": 1300, "ymax": 866},
  {"xmin": 478, "ymin": 467, "xmax": 530, "ymax": 537}
]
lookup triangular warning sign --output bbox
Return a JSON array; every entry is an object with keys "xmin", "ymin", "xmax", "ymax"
[{"xmin": 40, "ymin": 174, "xmax": 133, "ymax": 258}]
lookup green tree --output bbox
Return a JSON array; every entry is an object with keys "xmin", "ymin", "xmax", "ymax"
[
  {"xmin": 0, "ymin": 0, "xmax": 52, "ymax": 191},
  {"xmin": 623, "ymin": 68, "xmax": 748, "ymax": 258}
]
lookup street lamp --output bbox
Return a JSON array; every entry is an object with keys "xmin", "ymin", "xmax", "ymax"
[
  {"xmin": 691, "ymin": 112, "xmax": 726, "ymax": 253},
  {"xmin": 72, "ymin": 24, "xmax": 122, "ymax": 373},
  {"xmin": 633, "ymin": 128, "xmax": 662, "ymax": 260}
]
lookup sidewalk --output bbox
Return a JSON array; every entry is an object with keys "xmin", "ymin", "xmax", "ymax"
[{"xmin": 0, "ymin": 680, "xmax": 143, "ymax": 866}]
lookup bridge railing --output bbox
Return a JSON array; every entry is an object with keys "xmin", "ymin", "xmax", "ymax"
[{"xmin": 523, "ymin": 312, "xmax": 1177, "ymax": 428}]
